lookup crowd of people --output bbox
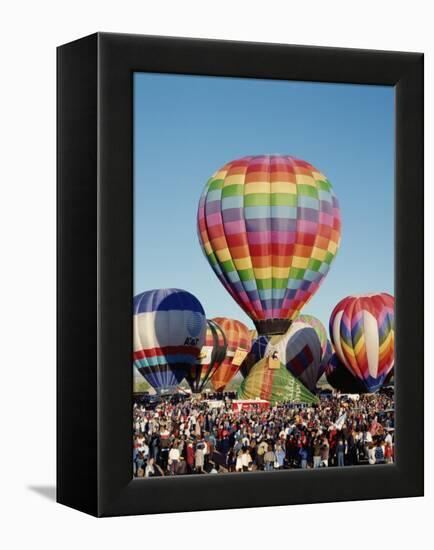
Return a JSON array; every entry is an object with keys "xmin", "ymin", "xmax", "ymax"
[{"xmin": 133, "ymin": 391, "xmax": 394, "ymax": 478}]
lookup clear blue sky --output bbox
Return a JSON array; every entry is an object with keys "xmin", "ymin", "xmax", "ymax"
[{"xmin": 133, "ymin": 73, "xmax": 394, "ymax": 330}]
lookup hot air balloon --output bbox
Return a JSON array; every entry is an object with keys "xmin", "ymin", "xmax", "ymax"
[
  {"xmin": 197, "ymin": 155, "xmax": 341, "ymax": 336},
  {"xmin": 325, "ymin": 353, "xmax": 366, "ymax": 394},
  {"xmin": 185, "ymin": 319, "xmax": 227, "ymax": 393},
  {"xmin": 329, "ymin": 293, "xmax": 394, "ymax": 393},
  {"xmin": 210, "ymin": 317, "xmax": 252, "ymax": 392},
  {"xmin": 133, "ymin": 289, "xmax": 206, "ymax": 393},
  {"xmin": 240, "ymin": 315, "xmax": 329, "ymax": 392},
  {"xmin": 238, "ymin": 357, "xmax": 318, "ymax": 405}
]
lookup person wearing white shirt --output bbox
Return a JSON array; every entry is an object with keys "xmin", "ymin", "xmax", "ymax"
[{"xmin": 168, "ymin": 446, "xmax": 180, "ymax": 475}]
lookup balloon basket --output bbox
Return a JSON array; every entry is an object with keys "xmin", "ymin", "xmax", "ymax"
[{"xmin": 253, "ymin": 318, "xmax": 291, "ymax": 336}]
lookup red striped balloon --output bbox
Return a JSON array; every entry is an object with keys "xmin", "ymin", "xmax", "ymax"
[{"xmin": 210, "ymin": 317, "xmax": 252, "ymax": 392}]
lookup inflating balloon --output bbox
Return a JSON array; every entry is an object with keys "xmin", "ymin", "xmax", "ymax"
[
  {"xmin": 238, "ymin": 357, "xmax": 318, "ymax": 405},
  {"xmin": 325, "ymin": 353, "xmax": 366, "ymax": 394},
  {"xmin": 240, "ymin": 315, "xmax": 329, "ymax": 392},
  {"xmin": 133, "ymin": 289, "xmax": 206, "ymax": 392},
  {"xmin": 197, "ymin": 155, "xmax": 341, "ymax": 335},
  {"xmin": 210, "ymin": 317, "xmax": 252, "ymax": 391},
  {"xmin": 240, "ymin": 335, "xmax": 269, "ymax": 378},
  {"xmin": 329, "ymin": 293, "xmax": 394, "ymax": 393},
  {"xmin": 185, "ymin": 319, "xmax": 227, "ymax": 393}
]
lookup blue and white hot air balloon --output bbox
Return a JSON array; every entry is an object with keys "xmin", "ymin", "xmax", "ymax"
[{"xmin": 133, "ymin": 288, "xmax": 206, "ymax": 393}]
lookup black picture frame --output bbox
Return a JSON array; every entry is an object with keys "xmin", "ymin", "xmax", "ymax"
[{"xmin": 57, "ymin": 32, "xmax": 424, "ymax": 517}]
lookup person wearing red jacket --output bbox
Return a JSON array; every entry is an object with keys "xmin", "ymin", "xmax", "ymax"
[
  {"xmin": 384, "ymin": 441, "xmax": 394, "ymax": 464},
  {"xmin": 186, "ymin": 441, "xmax": 195, "ymax": 473}
]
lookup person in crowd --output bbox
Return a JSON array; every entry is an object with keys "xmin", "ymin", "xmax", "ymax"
[
  {"xmin": 336, "ymin": 438, "xmax": 346, "ymax": 467},
  {"xmin": 263, "ymin": 445, "xmax": 275, "ymax": 471},
  {"xmin": 320, "ymin": 437, "xmax": 330, "ymax": 467},
  {"xmin": 145, "ymin": 457, "xmax": 163, "ymax": 478},
  {"xmin": 195, "ymin": 439, "xmax": 205, "ymax": 473},
  {"xmin": 235, "ymin": 449, "xmax": 244, "ymax": 472},
  {"xmin": 368, "ymin": 442, "xmax": 376, "ymax": 465},
  {"xmin": 384, "ymin": 441, "xmax": 394, "ymax": 464},
  {"xmin": 186, "ymin": 440, "xmax": 195, "ymax": 473},
  {"xmin": 275, "ymin": 444, "xmax": 286, "ymax": 469},
  {"xmin": 374, "ymin": 441, "xmax": 385, "ymax": 464},
  {"xmin": 241, "ymin": 447, "xmax": 252, "ymax": 472},
  {"xmin": 168, "ymin": 441, "xmax": 180, "ymax": 475},
  {"xmin": 299, "ymin": 445, "xmax": 309, "ymax": 469},
  {"xmin": 176, "ymin": 456, "xmax": 188, "ymax": 475},
  {"xmin": 313, "ymin": 437, "xmax": 322, "ymax": 469}
]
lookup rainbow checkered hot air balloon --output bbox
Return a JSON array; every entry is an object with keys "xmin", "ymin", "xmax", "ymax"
[
  {"xmin": 329, "ymin": 293, "xmax": 395, "ymax": 393},
  {"xmin": 197, "ymin": 155, "xmax": 341, "ymax": 336},
  {"xmin": 133, "ymin": 289, "xmax": 206, "ymax": 393}
]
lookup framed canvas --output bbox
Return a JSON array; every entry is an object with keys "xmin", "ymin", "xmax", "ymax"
[{"xmin": 57, "ymin": 33, "xmax": 424, "ymax": 517}]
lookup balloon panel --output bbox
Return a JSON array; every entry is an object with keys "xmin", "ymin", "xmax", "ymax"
[
  {"xmin": 318, "ymin": 339, "xmax": 333, "ymax": 380},
  {"xmin": 296, "ymin": 314, "xmax": 328, "ymax": 356},
  {"xmin": 240, "ymin": 335, "xmax": 269, "ymax": 378}
]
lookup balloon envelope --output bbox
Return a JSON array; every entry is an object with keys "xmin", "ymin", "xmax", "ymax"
[
  {"xmin": 133, "ymin": 289, "xmax": 206, "ymax": 392},
  {"xmin": 197, "ymin": 155, "xmax": 341, "ymax": 335},
  {"xmin": 210, "ymin": 317, "xmax": 252, "ymax": 392},
  {"xmin": 185, "ymin": 319, "xmax": 227, "ymax": 393},
  {"xmin": 241, "ymin": 314, "xmax": 329, "ymax": 392},
  {"xmin": 325, "ymin": 353, "xmax": 366, "ymax": 394},
  {"xmin": 238, "ymin": 358, "xmax": 318, "ymax": 405},
  {"xmin": 329, "ymin": 293, "xmax": 394, "ymax": 393}
]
